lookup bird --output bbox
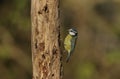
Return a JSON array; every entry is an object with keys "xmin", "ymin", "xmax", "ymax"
[{"xmin": 64, "ymin": 28, "xmax": 78, "ymax": 62}]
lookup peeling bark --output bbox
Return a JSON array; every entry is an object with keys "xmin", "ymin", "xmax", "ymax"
[{"xmin": 31, "ymin": 0, "xmax": 61, "ymax": 79}]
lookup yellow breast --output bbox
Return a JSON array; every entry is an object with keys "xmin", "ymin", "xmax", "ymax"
[{"xmin": 64, "ymin": 34, "xmax": 72, "ymax": 53}]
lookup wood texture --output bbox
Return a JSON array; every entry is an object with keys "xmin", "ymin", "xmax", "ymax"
[{"xmin": 31, "ymin": 0, "xmax": 61, "ymax": 79}]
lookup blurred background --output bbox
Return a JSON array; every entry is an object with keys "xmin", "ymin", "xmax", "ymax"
[
  {"xmin": 0, "ymin": 0, "xmax": 31, "ymax": 79},
  {"xmin": 0, "ymin": 0, "xmax": 120, "ymax": 79}
]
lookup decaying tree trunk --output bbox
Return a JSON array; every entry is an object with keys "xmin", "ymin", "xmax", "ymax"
[{"xmin": 31, "ymin": 0, "xmax": 61, "ymax": 79}]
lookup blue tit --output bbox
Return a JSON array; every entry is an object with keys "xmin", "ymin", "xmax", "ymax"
[{"xmin": 64, "ymin": 28, "xmax": 78, "ymax": 62}]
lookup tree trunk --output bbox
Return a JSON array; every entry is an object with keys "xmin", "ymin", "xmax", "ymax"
[{"xmin": 31, "ymin": 0, "xmax": 61, "ymax": 79}]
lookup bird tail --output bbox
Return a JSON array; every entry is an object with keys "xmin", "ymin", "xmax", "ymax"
[{"xmin": 66, "ymin": 53, "xmax": 71, "ymax": 63}]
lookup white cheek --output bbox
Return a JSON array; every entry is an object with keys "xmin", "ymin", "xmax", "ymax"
[{"xmin": 69, "ymin": 32, "xmax": 75, "ymax": 35}]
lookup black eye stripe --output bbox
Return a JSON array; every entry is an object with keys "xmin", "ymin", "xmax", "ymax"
[{"xmin": 71, "ymin": 30, "xmax": 77, "ymax": 33}]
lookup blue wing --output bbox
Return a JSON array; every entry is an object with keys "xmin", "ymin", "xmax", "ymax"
[{"xmin": 70, "ymin": 37, "xmax": 77, "ymax": 54}]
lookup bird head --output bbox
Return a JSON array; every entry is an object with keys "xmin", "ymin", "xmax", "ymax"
[{"xmin": 68, "ymin": 28, "xmax": 78, "ymax": 36}]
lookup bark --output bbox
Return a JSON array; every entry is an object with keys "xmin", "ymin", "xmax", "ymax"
[{"xmin": 31, "ymin": 0, "xmax": 61, "ymax": 79}]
